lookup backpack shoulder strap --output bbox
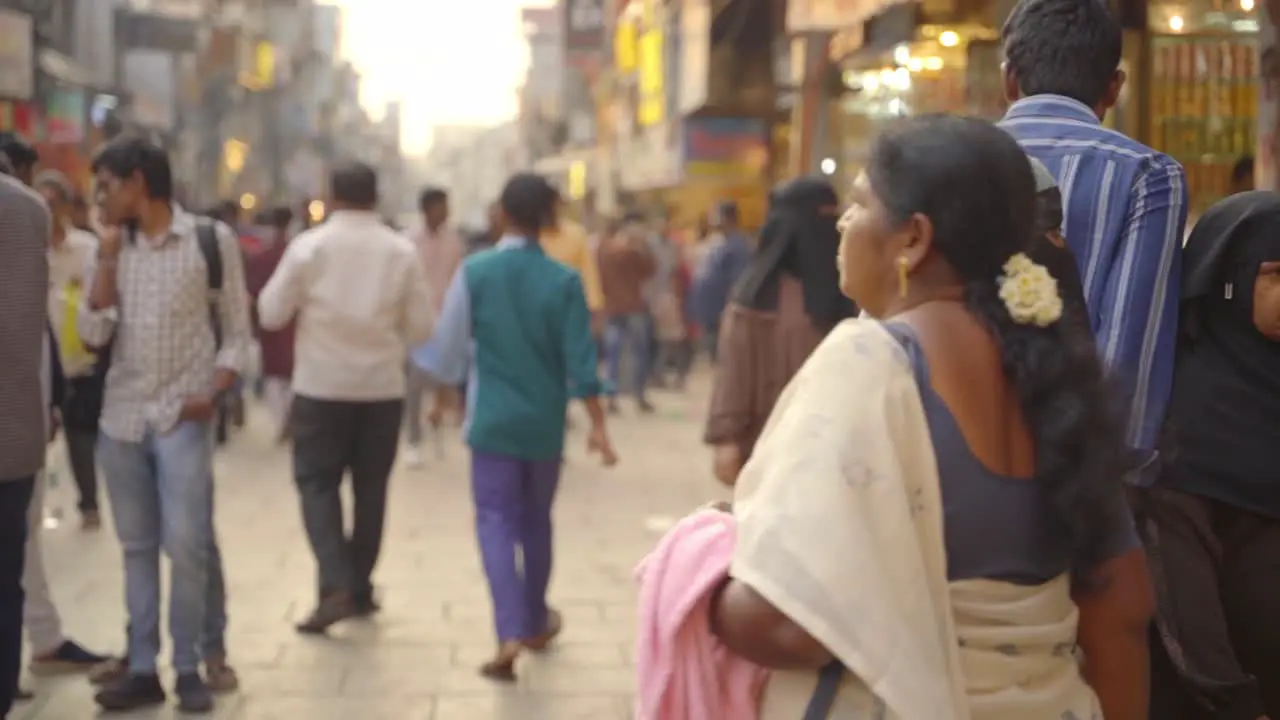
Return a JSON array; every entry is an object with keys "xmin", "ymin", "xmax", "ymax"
[
  {"xmin": 802, "ymin": 661, "xmax": 845, "ymax": 720},
  {"xmin": 196, "ymin": 219, "xmax": 223, "ymax": 292},
  {"xmin": 195, "ymin": 218, "xmax": 224, "ymax": 348}
]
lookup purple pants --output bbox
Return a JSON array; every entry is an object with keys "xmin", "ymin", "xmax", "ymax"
[{"xmin": 470, "ymin": 451, "xmax": 561, "ymax": 642}]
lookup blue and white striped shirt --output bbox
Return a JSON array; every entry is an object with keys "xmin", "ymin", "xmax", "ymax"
[{"xmin": 1001, "ymin": 95, "xmax": 1188, "ymax": 465}]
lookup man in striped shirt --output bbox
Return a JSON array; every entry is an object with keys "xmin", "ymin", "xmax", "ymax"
[{"xmin": 999, "ymin": 0, "xmax": 1188, "ymax": 483}]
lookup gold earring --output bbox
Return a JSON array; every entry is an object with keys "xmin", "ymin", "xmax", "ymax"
[{"xmin": 897, "ymin": 256, "xmax": 910, "ymax": 299}]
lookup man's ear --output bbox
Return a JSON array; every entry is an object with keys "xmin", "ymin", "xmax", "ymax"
[
  {"xmin": 1002, "ymin": 63, "xmax": 1021, "ymax": 103},
  {"xmin": 1102, "ymin": 68, "xmax": 1126, "ymax": 114}
]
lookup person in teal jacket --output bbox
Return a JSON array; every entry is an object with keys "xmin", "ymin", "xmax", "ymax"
[{"xmin": 413, "ymin": 173, "xmax": 617, "ymax": 681}]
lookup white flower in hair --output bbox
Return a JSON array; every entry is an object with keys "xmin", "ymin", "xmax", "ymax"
[{"xmin": 997, "ymin": 252, "xmax": 1064, "ymax": 327}]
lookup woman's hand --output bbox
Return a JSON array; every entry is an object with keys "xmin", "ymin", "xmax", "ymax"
[
  {"xmin": 712, "ymin": 444, "xmax": 743, "ymax": 486},
  {"xmin": 701, "ymin": 500, "xmax": 732, "ymax": 514},
  {"xmin": 710, "ymin": 578, "xmax": 835, "ymax": 671}
]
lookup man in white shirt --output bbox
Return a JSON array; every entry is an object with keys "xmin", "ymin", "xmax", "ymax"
[
  {"xmin": 34, "ymin": 172, "xmax": 101, "ymax": 528},
  {"xmin": 402, "ymin": 187, "xmax": 464, "ymax": 467},
  {"xmin": 258, "ymin": 162, "xmax": 434, "ymax": 634}
]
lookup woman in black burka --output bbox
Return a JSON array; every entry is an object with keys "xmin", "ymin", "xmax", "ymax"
[
  {"xmin": 1142, "ymin": 191, "xmax": 1280, "ymax": 720},
  {"xmin": 702, "ymin": 177, "xmax": 856, "ymax": 485}
]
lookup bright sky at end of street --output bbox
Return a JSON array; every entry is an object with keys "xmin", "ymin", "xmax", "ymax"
[{"xmin": 329, "ymin": 0, "xmax": 551, "ymax": 155}]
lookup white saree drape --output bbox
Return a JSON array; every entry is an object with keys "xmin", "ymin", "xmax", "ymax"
[{"xmin": 729, "ymin": 319, "xmax": 1102, "ymax": 719}]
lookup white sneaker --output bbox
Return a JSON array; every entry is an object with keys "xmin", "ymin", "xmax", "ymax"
[{"xmin": 404, "ymin": 446, "xmax": 425, "ymax": 468}]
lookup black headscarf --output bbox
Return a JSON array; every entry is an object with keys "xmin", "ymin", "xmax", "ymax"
[
  {"xmin": 732, "ymin": 176, "xmax": 854, "ymax": 327},
  {"xmin": 1163, "ymin": 191, "xmax": 1280, "ymax": 513}
]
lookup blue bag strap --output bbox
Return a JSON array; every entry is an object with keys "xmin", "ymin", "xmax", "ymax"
[{"xmin": 802, "ymin": 661, "xmax": 844, "ymax": 720}]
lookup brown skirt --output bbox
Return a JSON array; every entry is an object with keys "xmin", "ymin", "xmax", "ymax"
[{"xmin": 1138, "ymin": 483, "xmax": 1280, "ymax": 719}]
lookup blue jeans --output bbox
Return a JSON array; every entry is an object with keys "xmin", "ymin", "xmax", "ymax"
[
  {"xmin": 604, "ymin": 313, "xmax": 651, "ymax": 399},
  {"xmin": 98, "ymin": 421, "xmax": 216, "ymax": 675}
]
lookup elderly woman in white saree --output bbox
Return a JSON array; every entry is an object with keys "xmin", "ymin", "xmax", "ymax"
[{"xmin": 705, "ymin": 116, "xmax": 1154, "ymax": 719}]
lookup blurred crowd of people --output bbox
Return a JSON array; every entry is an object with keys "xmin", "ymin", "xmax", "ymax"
[{"xmin": 6, "ymin": 0, "xmax": 1280, "ymax": 716}]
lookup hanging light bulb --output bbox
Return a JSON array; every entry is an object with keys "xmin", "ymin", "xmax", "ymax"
[{"xmin": 1169, "ymin": 14, "xmax": 1185, "ymax": 30}]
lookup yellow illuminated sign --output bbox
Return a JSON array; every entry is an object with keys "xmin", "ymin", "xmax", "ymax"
[
  {"xmin": 567, "ymin": 161, "xmax": 587, "ymax": 200},
  {"xmin": 238, "ymin": 42, "xmax": 275, "ymax": 90},
  {"xmin": 637, "ymin": 28, "xmax": 664, "ymax": 126},
  {"xmin": 615, "ymin": 20, "xmax": 637, "ymax": 72}
]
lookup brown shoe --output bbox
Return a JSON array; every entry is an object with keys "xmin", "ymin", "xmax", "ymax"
[
  {"xmin": 294, "ymin": 593, "xmax": 357, "ymax": 635},
  {"xmin": 523, "ymin": 608, "xmax": 563, "ymax": 652},
  {"xmin": 88, "ymin": 657, "xmax": 128, "ymax": 686},
  {"xmin": 478, "ymin": 640, "xmax": 522, "ymax": 683},
  {"xmin": 203, "ymin": 655, "xmax": 239, "ymax": 694},
  {"xmin": 81, "ymin": 511, "xmax": 101, "ymax": 531}
]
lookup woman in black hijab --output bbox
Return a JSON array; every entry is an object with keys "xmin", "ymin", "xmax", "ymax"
[
  {"xmin": 1143, "ymin": 191, "xmax": 1280, "ymax": 720},
  {"xmin": 703, "ymin": 177, "xmax": 855, "ymax": 485}
]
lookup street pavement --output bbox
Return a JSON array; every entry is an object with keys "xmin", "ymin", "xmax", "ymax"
[{"xmin": 17, "ymin": 375, "xmax": 723, "ymax": 719}]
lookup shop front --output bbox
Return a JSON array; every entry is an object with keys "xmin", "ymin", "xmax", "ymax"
[
  {"xmin": 681, "ymin": 116, "xmax": 770, "ymax": 229},
  {"xmin": 1140, "ymin": 0, "xmax": 1259, "ymax": 212},
  {"xmin": 38, "ymin": 85, "xmax": 89, "ymax": 184},
  {"xmin": 0, "ymin": 6, "xmax": 36, "ymax": 138},
  {"xmin": 813, "ymin": 0, "xmax": 1003, "ymax": 191}
]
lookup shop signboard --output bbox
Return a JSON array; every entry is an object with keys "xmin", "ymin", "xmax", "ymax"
[
  {"xmin": 0, "ymin": 9, "xmax": 35, "ymax": 101},
  {"xmin": 683, "ymin": 117, "xmax": 768, "ymax": 178},
  {"xmin": 679, "ymin": 0, "xmax": 711, "ymax": 114},
  {"xmin": 637, "ymin": 19, "xmax": 665, "ymax": 125},
  {"xmin": 44, "ymin": 89, "xmax": 86, "ymax": 145},
  {"xmin": 122, "ymin": 50, "xmax": 177, "ymax": 131},
  {"xmin": 787, "ymin": 0, "xmax": 897, "ymax": 33},
  {"xmin": 522, "ymin": 7, "xmax": 559, "ymax": 38},
  {"xmin": 0, "ymin": 102, "xmax": 39, "ymax": 139},
  {"xmin": 114, "ymin": 9, "xmax": 199, "ymax": 53},
  {"xmin": 565, "ymin": 0, "xmax": 606, "ymax": 67}
]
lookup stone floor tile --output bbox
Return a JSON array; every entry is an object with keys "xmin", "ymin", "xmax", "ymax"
[{"xmin": 23, "ymin": 374, "xmax": 721, "ymax": 718}]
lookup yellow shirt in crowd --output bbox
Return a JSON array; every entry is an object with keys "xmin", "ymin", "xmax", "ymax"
[{"xmin": 540, "ymin": 220, "xmax": 604, "ymax": 311}]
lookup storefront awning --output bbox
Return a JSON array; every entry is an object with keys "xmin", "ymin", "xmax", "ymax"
[
  {"xmin": 39, "ymin": 49, "xmax": 94, "ymax": 87},
  {"xmin": 787, "ymin": 0, "xmax": 914, "ymax": 33}
]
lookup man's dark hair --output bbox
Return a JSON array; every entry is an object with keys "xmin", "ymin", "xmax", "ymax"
[
  {"xmin": 330, "ymin": 162, "xmax": 378, "ymax": 207},
  {"xmin": 718, "ymin": 201, "xmax": 739, "ymax": 224},
  {"xmin": 500, "ymin": 173, "xmax": 557, "ymax": 233},
  {"xmin": 91, "ymin": 135, "xmax": 174, "ymax": 201},
  {"xmin": 1233, "ymin": 155, "xmax": 1255, "ymax": 185},
  {"xmin": 418, "ymin": 187, "xmax": 447, "ymax": 211},
  {"xmin": 1001, "ymin": 0, "xmax": 1123, "ymax": 108},
  {"xmin": 270, "ymin": 206, "xmax": 294, "ymax": 230},
  {"xmin": 0, "ymin": 132, "xmax": 37, "ymax": 172},
  {"xmin": 217, "ymin": 200, "xmax": 239, "ymax": 223}
]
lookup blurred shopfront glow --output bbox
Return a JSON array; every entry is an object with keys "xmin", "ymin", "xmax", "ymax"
[{"xmin": 239, "ymin": 193, "xmax": 256, "ymax": 211}]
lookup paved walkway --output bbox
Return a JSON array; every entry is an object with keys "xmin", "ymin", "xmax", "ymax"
[{"xmin": 17, "ymin": 378, "xmax": 722, "ymax": 719}]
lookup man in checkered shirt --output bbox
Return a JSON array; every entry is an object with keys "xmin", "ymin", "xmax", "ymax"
[{"xmin": 78, "ymin": 136, "xmax": 253, "ymax": 714}]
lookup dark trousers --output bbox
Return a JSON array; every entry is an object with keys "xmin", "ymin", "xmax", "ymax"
[
  {"xmin": 1140, "ymin": 484, "xmax": 1280, "ymax": 719},
  {"xmin": 0, "ymin": 477, "xmax": 35, "ymax": 718},
  {"xmin": 64, "ymin": 427, "xmax": 98, "ymax": 513},
  {"xmin": 291, "ymin": 396, "xmax": 401, "ymax": 600}
]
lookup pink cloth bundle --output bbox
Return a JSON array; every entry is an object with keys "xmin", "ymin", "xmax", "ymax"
[{"xmin": 634, "ymin": 510, "xmax": 770, "ymax": 719}]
